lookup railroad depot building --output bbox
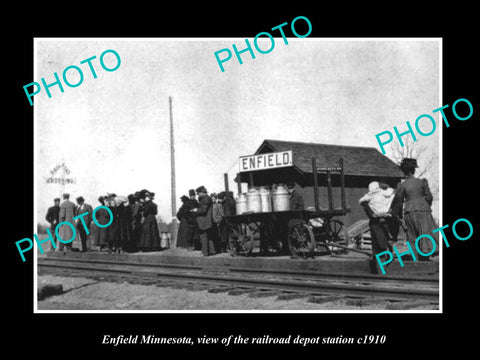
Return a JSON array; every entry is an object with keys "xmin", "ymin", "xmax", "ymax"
[{"xmin": 236, "ymin": 139, "xmax": 404, "ymax": 228}]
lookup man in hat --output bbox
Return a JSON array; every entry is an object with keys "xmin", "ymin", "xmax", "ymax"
[
  {"xmin": 286, "ymin": 183, "xmax": 306, "ymax": 258},
  {"xmin": 188, "ymin": 189, "xmax": 200, "ymax": 250},
  {"xmin": 45, "ymin": 198, "xmax": 61, "ymax": 251},
  {"xmin": 76, "ymin": 196, "xmax": 93, "ymax": 252},
  {"xmin": 59, "ymin": 193, "xmax": 76, "ymax": 251},
  {"xmin": 193, "ymin": 186, "xmax": 216, "ymax": 256}
]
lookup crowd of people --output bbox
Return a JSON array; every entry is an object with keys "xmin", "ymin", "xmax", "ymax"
[
  {"xmin": 175, "ymin": 186, "xmax": 236, "ymax": 256},
  {"xmin": 44, "ymin": 185, "xmax": 236, "ymax": 257},
  {"xmin": 45, "ymin": 189, "xmax": 163, "ymax": 253},
  {"xmin": 44, "ymin": 157, "xmax": 438, "ymax": 262}
]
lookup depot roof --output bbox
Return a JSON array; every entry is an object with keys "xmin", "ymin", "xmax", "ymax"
[{"xmin": 255, "ymin": 139, "xmax": 404, "ymax": 178}]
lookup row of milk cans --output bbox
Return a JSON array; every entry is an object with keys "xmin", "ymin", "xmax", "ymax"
[{"xmin": 235, "ymin": 184, "xmax": 291, "ymax": 214}]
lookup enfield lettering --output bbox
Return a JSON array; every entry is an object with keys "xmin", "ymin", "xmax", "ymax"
[{"xmin": 239, "ymin": 151, "xmax": 293, "ymax": 172}]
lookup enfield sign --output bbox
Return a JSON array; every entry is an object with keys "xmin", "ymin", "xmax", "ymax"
[{"xmin": 239, "ymin": 150, "xmax": 293, "ymax": 173}]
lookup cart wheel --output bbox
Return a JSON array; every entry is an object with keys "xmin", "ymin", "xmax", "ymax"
[
  {"xmin": 325, "ymin": 219, "xmax": 346, "ymax": 255},
  {"xmin": 288, "ymin": 223, "xmax": 316, "ymax": 259},
  {"xmin": 229, "ymin": 223, "xmax": 254, "ymax": 256}
]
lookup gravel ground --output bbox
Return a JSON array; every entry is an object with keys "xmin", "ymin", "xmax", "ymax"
[{"xmin": 37, "ymin": 274, "xmax": 438, "ymax": 311}]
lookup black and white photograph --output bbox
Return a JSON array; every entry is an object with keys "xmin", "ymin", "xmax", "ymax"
[
  {"xmin": 33, "ymin": 38, "xmax": 441, "ymax": 312},
  {"xmin": 6, "ymin": 7, "xmax": 479, "ymax": 355}
]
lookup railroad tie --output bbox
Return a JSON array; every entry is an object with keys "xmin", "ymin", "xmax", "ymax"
[
  {"xmin": 307, "ymin": 295, "xmax": 344, "ymax": 304},
  {"xmin": 276, "ymin": 292, "xmax": 310, "ymax": 301},
  {"xmin": 385, "ymin": 300, "xmax": 438, "ymax": 310},
  {"xmin": 345, "ymin": 297, "xmax": 387, "ymax": 307},
  {"xmin": 248, "ymin": 290, "xmax": 283, "ymax": 298},
  {"xmin": 207, "ymin": 286, "xmax": 239, "ymax": 294},
  {"xmin": 228, "ymin": 288, "xmax": 258, "ymax": 296}
]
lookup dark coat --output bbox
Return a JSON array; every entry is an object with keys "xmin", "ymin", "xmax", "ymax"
[
  {"xmin": 139, "ymin": 200, "xmax": 161, "ymax": 250},
  {"xmin": 196, "ymin": 194, "xmax": 213, "ymax": 230},
  {"xmin": 45, "ymin": 205, "xmax": 60, "ymax": 228},
  {"xmin": 394, "ymin": 177, "xmax": 433, "ymax": 216},
  {"xmin": 222, "ymin": 195, "xmax": 236, "ymax": 217},
  {"xmin": 176, "ymin": 199, "xmax": 198, "ymax": 248},
  {"xmin": 94, "ymin": 206, "xmax": 110, "ymax": 246}
]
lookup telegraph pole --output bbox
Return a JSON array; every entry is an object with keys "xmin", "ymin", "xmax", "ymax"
[{"xmin": 169, "ymin": 96, "xmax": 178, "ymax": 247}]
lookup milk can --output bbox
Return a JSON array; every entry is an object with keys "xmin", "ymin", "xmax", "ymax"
[
  {"xmin": 160, "ymin": 232, "xmax": 170, "ymax": 249},
  {"xmin": 272, "ymin": 184, "xmax": 290, "ymax": 211},
  {"xmin": 259, "ymin": 186, "xmax": 272, "ymax": 212},
  {"xmin": 246, "ymin": 187, "xmax": 262, "ymax": 213},
  {"xmin": 235, "ymin": 193, "xmax": 248, "ymax": 214}
]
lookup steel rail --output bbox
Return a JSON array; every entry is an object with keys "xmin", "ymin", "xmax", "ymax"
[{"xmin": 38, "ymin": 258, "xmax": 439, "ymax": 302}]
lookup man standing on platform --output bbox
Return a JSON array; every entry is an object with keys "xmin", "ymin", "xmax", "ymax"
[
  {"xmin": 189, "ymin": 189, "xmax": 201, "ymax": 250},
  {"xmin": 76, "ymin": 196, "xmax": 93, "ymax": 252},
  {"xmin": 45, "ymin": 198, "xmax": 60, "ymax": 251},
  {"xmin": 192, "ymin": 186, "xmax": 216, "ymax": 256},
  {"xmin": 59, "ymin": 193, "xmax": 76, "ymax": 251}
]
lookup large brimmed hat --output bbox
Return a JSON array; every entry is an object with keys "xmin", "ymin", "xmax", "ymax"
[
  {"xmin": 180, "ymin": 195, "xmax": 189, "ymax": 202},
  {"xmin": 400, "ymin": 158, "xmax": 418, "ymax": 170}
]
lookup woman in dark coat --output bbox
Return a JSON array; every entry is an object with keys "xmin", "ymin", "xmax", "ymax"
[
  {"xmin": 94, "ymin": 196, "xmax": 110, "ymax": 251},
  {"xmin": 176, "ymin": 195, "xmax": 197, "ymax": 249},
  {"xmin": 106, "ymin": 194, "xmax": 120, "ymax": 254},
  {"xmin": 139, "ymin": 191, "xmax": 161, "ymax": 251},
  {"xmin": 126, "ymin": 194, "xmax": 141, "ymax": 252},
  {"xmin": 116, "ymin": 197, "xmax": 132, "ymax": 253},
  {"xmin": 393, "ymin": 158, "xmax": 438, "ymax": 260}
]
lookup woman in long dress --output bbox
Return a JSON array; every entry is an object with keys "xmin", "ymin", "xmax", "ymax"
[
  {"xmin": 93, "ymin": 196, "xmax": 110, "ymax": 251},
  {"xmin": 139, "ymin": 191, "xmax": 161, "ymax": 251},
  {"xmin": 394, "ymin": 158, "xmax": 439, "ymax": 260}
]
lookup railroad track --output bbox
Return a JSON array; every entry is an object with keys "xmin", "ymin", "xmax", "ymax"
[{"xmin": 37, "ymin": 256, "xmax": 439, "ymax": 308}]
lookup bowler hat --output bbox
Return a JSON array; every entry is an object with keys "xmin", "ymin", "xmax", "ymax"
[
  {"xmin": 76, "ymin": 196, "xmax": 85, "ymax": 202},
  {"xmin": 54, "ymin": 198, "xmax": 60, "ymax": 202}
]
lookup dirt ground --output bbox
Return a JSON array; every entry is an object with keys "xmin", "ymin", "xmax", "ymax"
[{"xmin": 37, "ymin": 274, "xmax": 438, "ymax": 311}]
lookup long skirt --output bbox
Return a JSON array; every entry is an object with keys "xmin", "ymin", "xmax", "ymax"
[
  {"xmin": 139, "ymin": 214, "xmax": 161, "ymax": 251},
  {"xmin": 404, "ymin": 211, "xmax": 439, "ymax": 256},
  {"xmin": 176, "ymin": 219, "xmax": 189, "ymax": 248}
]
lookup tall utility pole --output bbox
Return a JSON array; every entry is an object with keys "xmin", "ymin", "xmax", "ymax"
[{"xmin": 169, "ymin": 96, "xmax": 178, "ymax": 247}]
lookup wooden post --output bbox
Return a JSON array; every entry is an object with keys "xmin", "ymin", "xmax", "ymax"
[
  {"xmin": 237, "ymin": 173, "xmax": 242, "ymax": 195},
  {"xmin": 249, "ymin": 172, "xmax": 254, "ymax": 187},
  {"xmin": 169, "ymin": 96, "xmax": 178, "ymax": 248},
  {"xmin": 327, "ymin": 170, "xmax": 333, "ymax": 210},
  {"xmin": 312, "ymin": 157, "xmax": 319, "ymax": 211},
  {"xmin": 224, "ymin": 173, "xmax": 229, "ymax": 192},
  {"xmin": 339, "ymin": 157, "xmax": 346, "ymax": 212}
]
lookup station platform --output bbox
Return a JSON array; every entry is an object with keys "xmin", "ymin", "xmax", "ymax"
[{"xmin": 43, "ymin": 247, "xmax": 439, "ymax": 277}]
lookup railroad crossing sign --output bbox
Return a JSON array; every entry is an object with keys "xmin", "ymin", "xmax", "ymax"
[{"xmin": 45, "ymin": 162, "xmax": 76, "ymax": 196}]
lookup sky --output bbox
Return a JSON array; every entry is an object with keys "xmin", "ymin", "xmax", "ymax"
[{"xmin": 35, "ymin": 38, "xmax": 440, "ymax": 223}]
